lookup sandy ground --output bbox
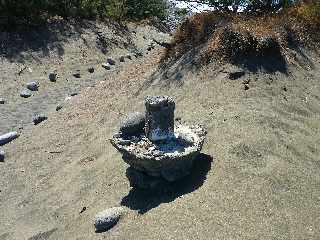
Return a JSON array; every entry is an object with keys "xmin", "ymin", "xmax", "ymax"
[{"xmin": 0, "ymin": 21, "xmax": 320, "ymax": 240}]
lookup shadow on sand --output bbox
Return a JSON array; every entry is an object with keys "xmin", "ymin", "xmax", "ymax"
[{"xmin": 121, "ymin": 153, "xmax": 213, "ymax": 214}]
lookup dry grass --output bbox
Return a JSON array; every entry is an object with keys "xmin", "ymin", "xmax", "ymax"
[{"xmin": 163, "ymin": 1, "xmax": 320, "ymax": 65}]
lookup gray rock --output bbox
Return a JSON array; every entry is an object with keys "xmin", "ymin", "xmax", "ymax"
[
  {"xmin": 244, "ymin": 84, "xmax": 250, "ymax": 91},
  {"xmin": 102, "ymin": 63, "xmax": 111, "ymax": 70},
  {"xmin": 120, "ymin": 112, "xmax": 145, "ymax": 136},
  {"xmin": 73, "ymin": 70, "xmax": 81, "ymax": 78},
  {"xmin": 119, "ymin": 56, "xmax": 125, "ymax": 62},
  {"xmin": 0, "ymin": 98, "xmax": 5, "ymax": 104},
  {"xmin": 134, "ymin": 51, "xmax": 143, "ymax": 58},
  {"xmin": 49, "ymin": 72, "xmax": 58, "ymax": 82},
  {"xmin": 94, "ymin": 207, "xmax": 124, "ymax": 232},
  {"xmin": 20, "ymin": 89, "xmax": 32, "ymax": 98},
  {"xmin": 56, "ymin": 104, "xmax": 63, "ymax": 111},
  {"xmin": 107, "ymin": 58, "xmax": 116, "ymax": 65},
  {"xmin": 126, "ymin": 55, "xmax": 132, "ymax": 60},
  {"xmin": 0, "ymin": 132, "xmax": 20, "ymax": 146},
  {"xmin": 0, "ymin": 149, "xmax": 4, "ymax": 162},
  {"xmin": 33, "ymin": 114, "xmax": 48, "ymax": 125},
  {"xmin": 26, "ymin": 82, "xmax": 39, "ymax": 91},
  {"xmin": 88, "ymin": 67, "xmax": 95, "ymax": 73}
]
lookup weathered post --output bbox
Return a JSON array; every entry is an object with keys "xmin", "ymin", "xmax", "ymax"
[{"xmin": 145, "ymin": 96, "xmax": 175, "ymax": 141}]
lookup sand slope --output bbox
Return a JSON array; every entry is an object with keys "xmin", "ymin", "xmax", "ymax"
[{"xmin": 0, "ymin": 22, "xmax": 320, "ymax": 240}]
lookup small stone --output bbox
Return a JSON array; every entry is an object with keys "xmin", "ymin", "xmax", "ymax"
[
  {"xmin": 282, "ymin": 86, "xmax": 287, "ymax": 92},
  {"xmin": 0, "ymin": 98, "xmax": 5, "ymax": 104},
  {"xmin": 106, "ymin": 58, "xmax": 116, "ymax": 65},
  {"xmin": 70, "ymin": 92, "xmax": 78, "ymax": 97},
  {"xmin": 119, "ymin": 56, "xmax": 125, "ymax": 62},
  {"xmin": 73, "ymin": 71, "xmax": 81, "ymax": 78},
  {"xmin": 88, "ymin": 67, "xmax": 95, "ymax": 73},
  {"xmin": 56, "ymin": 104, "xmax": 63, "ymax": 111},
  {"xmin": 49, "ymin": 72, "xmax": 58, "ymax": 82},
  {"xmin": 244, "ymin": 84, "xmax": 250, "ymax": 91},
  {"xmin": 33, "ymin": 114, "xmax": 48, "ymax": 125},
  {"xmin": 94, "ymin": 207, "xmax": 124, "ymax": 232},
  {"xmin": 147, "ymin": 46, "xmax": 152, "ymax": 51},
  {"xmin": 0, "ymin": 149, "xmax": 4, "ymax": 162},
  {"xmin": 26, "ymin": 82, "xmax": 39, "ymax": 91},
  {"xmin": 120, "ymin": 112, "xmax": 145, "ymax": 136},
  {"xmin": 20, "ymin": 89, "xmax": 32, "ymax": 98},
  {"xmin": 134, "ymin": 51, "xmax": 143, "ymax": 58},
  {"xmin": 0, "ymin": 132, "xmax": 20, "ymax": 146},
  {"xmin": 102, "ymin": 63, "xmax": 111, "ymax": 70},
  {"xmin": 126, "ymin": 55, "xmax": 132, "ymax": 60}
]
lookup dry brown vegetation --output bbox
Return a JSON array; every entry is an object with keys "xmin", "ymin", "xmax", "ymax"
[{"xmin": 163, "ymin": 1, "xmax": 320, "ymax": 66}]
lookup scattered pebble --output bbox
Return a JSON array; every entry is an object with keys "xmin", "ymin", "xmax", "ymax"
[
  {"xmin": 33, "ymin": 114, "xmax": 48, "ymax": 125},
  {"xmin": 80, "ymin": 207, "xmax": 87, "ymax": 214},
  {"xmin": 282, "ymin": 86, "xmax": 287, "ymax": 92},
  {"xmin": 26, "ymin": 82, "xmax": 39, "ymax": 91},
  {"xmin": 56, "ymin": 104, "xmax": 63, "ymax": 111},
  {"xmin": 102, "ymin": 63, "xmax": 111, "ymax": 70},
  {"xmin": 94, "ymin": 207, "xmax": 125, "ymax": 232},
  {"xmin": 20, "ymin": 89, "xmax": 32, "ymax": 98},
  {"xmin": 134, "ymin": 51, "xmax": 143, "ymax": 58},
  {"xmin": 244, "ymin": 84, "xmax": 250, "ymax": 91},
  {"xmin": 107, "ymin": 58, "xmax": 116, "ymax": 65},
  {"xmin": 126, "ymin": 55, "xmax": 132, "ymax": 60},
  {"xmin": 49, "ymin": 72, "xmax": 58, "ymax": 82},
  {"xmin": 119, "ymin": 56, "xmax": 125, "ymax": 62},
  {"xmin": 0, "ymin": 132, "xmax": 20, "ymax": 146},
  {"xmin": 0, "ymin": 98, "xmax": 5, "ymax": 104},
  {"xmin": 73, "ymin": 70, "xmax": 81, "ymax": 78},
  {"xmin": 0, "ymin": 149, "xmax": 4, "ymax": 162},
  {"xmin": 88, "ymin": 67, "xmax": 95, "ymax": 73}
]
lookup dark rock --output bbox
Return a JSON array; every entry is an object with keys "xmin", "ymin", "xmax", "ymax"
[
  {"xmin": 126, "ymin": 55, "xmax": 132, "ymax": 60},
  {"xmin": 33, "ymin": 114, "xmax": 48, "ymax": 125},
  {"xmin": 70, "ymin": 92, "xmax": 78, "ymax": 97},
  {"xmin": 282, "ymin": 86, "xmax": 287, "ymax": 92},
  {"xmin": 229, "ymin": 71, "xmax": 245, "ymax": 80},
  {"xmin": 120, "ymin": 112, "xmax": 145, "ymax": 136},
  {"xmin": 102, "ymin": 63, "xmax": 111, "ymax": 70},
  {"xmin": 56, "ymin": 104, "xmax": 63, "ymax": 111},
  {"xmin": 119, "ymin": 56, "xmax": 125, "ymax": 62},
  {"xmin": 0, "ymin": 98, "xmax": 5, "ymax": 104},
  {"xmin": 0, "ymin": 132, "xmax": 20, "ymax": 146},
  {"xmin": 244, "ymin": 84, "xmax": 250, "ymax": 91},
  {"xmin": 49, "ymin": 72, "xmax": 58, "ymax": 82},
  {"xmin": 126, "ymin": 167, "xmax": 166, "ymax": 189},
  {"xmin": 73, "ymin": 71, "xmax": 81, "ymax": 78},
  {"xmin": 107, "ymin": 58, "xmax": 116, "ymax": 65},
  {"xmin": 0, "ymin": 150, "xmax": 4, "ymax": 162},
  {"xmin": 88, "ymin": 67, "xmax": 95, "ymax": 73},
  {"xmin": 20, "ymin": 89, "xmax": 32, "ymax": 98},
  {"xmin": 134, "ymin": 51, "xmax": 143, "ymax": 58},
  {"xmin": 94, "ymin": 207, "xmax": 124, "ymax": 232},
  {"xmin": 26, "ymin": 82, "xmax": 39, "ymax": 91}
]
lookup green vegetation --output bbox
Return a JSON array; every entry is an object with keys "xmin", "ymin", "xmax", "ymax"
[{"xmin": 0, "ymin": 0, "xmax": 168, "ymax": 27}]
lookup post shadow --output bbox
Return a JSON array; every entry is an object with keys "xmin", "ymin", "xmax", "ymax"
[{"xmin": 120, "ymin": 153, "xmax": 214, "ymax": 214}]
